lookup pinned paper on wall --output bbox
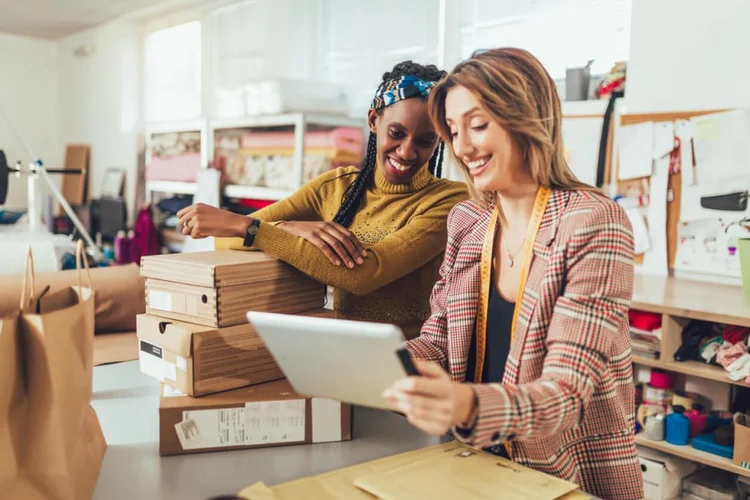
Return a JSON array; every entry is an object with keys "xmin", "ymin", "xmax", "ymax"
[
  {"xmin": 637, "ymin": 157, "xmax": 670, "ymax": 276},
  {"xmin": 693, "ymin": 109, "xmax": 750, "ymax": 183},
  {"xmin": 561, "ymin": 116, "xmax": 604, "ymax": 186},
  {"xmin": 675, "ymin": 120, "xmax": 696, "ymax": 186},
  {"xmin": 618, "ymin": 122, "xmax": 654, "ymax": 181},
  {"xmin": 625, "ymin": 208, "xmax": 651, "ymax": 255},
  {"xmin": 652, "ymin": 121, "xmax": 675, "ymax": 159},
  {"xmin": 674, "ymin": 218, "xmax": 750, "ymax": 279}
]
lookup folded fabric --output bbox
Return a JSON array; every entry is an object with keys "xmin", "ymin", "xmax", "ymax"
[
  {"xmin": 723, "ymin": 324, "xmax": 750, "ymax": 344},
  {"xmin": 727, "ymin": 353, "xmax": 750, "ymax": 381},
  {"xmin": 716, "ymin": 342, "xmax": 748, "ymax": 368},
  {"xmin": 699, "ymin": 336, "xmax": 723, "ymax": 363},
  {"xmin": 629, "ymin": 310, "xmax": 662, "ymax": 331},
  {"xmin": 674, "ymin": 319, "xmax": 715, "ymax": 361}
]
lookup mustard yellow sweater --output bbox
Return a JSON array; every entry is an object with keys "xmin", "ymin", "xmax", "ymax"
[{"xmin": 216, "ymin": 166, "xmax": 468, "ymax": 325}]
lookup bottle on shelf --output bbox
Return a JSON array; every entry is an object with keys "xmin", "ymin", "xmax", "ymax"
[
  {"xmin": 685, "ymin": 404, "xmax": 708, "ymax": 438},
  {"xmin": 644, "ymin": 413, "xmax": 666, "ymax": 441}
]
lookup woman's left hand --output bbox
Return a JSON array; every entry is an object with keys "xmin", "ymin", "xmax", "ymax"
[{"xmin": 383, "ymin": 360, "xmax": 477, "ymax": 436}]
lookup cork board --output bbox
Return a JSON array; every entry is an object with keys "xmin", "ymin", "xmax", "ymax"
[{"xmin": 616, "ymin": 110, "xmax": 725, "ymax": 268}]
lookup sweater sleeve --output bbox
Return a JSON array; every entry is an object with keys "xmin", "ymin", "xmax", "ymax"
[
  {"xmin": 238, "ymin": 183, "xmax": 467, "ymax": 296},
  {"xmin": 214, "ymin": 168, "xmax": 355, "ymax": 251}
]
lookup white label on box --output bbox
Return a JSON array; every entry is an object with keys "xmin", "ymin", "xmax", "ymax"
[
  {"xmin": 139, "ymin": 340, "xmax": 164, "ymax": 382},
  {"xmin": 164, "ymin": 361, "xmax": 177, "ymax": 381},
  {"xmin": 176, "ymin": 356, "xmax": 187, "ymax": 372},
  {"xmin": 175, "ymin": 399, "xmax": 306, "ymax": 450},
  {"xmin": 179, "ymin": 408, "xmax": 247, "ymax": 449},
  {"xmin": 312, "ymin": 398, "xmax": 341, "ymax": 443},
  {"xmin": 245, "ymin": 399, "xmax": 306, "ymax": 446},
  {"xmin": 149, "ymin": 290, "xmax": 173, "ymax": 312},
  {"xmin": 174, "ymin": 418, "xmax": 202, "ymax": 450},
  {"xmin": 163, "ymin": 385, "xmax": 186, "ymax": 397}
]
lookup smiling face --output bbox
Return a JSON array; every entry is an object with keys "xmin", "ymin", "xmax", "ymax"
[
  {"xmin": 444, "ymin": 85, "xmax": 532, "ymax": 194},
  {"xmin": 368, "ymin": 98, "xmax": 439, "ymax": 185}
]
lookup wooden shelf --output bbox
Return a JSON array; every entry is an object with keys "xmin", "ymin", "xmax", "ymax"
[
  {"xmin": 632, "ymin": 274, "xmax": 750, "ymax": 327},
  {"xmin": 635, "ymin": 434, "xmax": 749, "ymax": 478},
  {"xmin": 632, "ymin": 356, "xmax": 750, "ymax": 388}
]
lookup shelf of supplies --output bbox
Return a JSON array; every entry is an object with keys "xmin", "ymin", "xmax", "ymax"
[
  {"xmin": 631, "ymin": 274, "xmax": 750, "ymax": 328},
  {"xmin": 632, "ymin": 356, "xmax": 749, "ymax": 388},
  {"xmin": 210, "ymin": 113, "xmax": 363, "ymax": 131},
  {"xmin": 224, "ymin": 184, "xmax": 294, "ymax": 201},
  {"xmin": 145, "ymin": 180, "xmax": 197, "ymax": 195},
  {"xmin": 635, "ymin": 434, "xmax": 749, "ymax": 478}
]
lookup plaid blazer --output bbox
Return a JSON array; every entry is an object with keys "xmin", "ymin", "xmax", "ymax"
[{"xmin": 407, "ymin": 189, "xmax": 644, "ymax": 500}]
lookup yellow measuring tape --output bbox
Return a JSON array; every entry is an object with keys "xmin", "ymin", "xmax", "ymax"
[{"xmin": 473, "ymin": 186, "xmax": 551, "ymax": 384}]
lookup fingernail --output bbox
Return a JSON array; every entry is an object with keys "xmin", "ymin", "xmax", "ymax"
[
  {"xmin": 347, "ymin": 261, "xmax": 354, "ymax": 269},
  {"xmin": 335, "ymin": 260, "xmax": 341, "ymax": 266},
  {"xmin": 361, "ymin": 250, "xmax": 368, "ymax": 257},
  {"xmin": 356, "ymin": 258, "xmax": 363, "ymax": 264}
]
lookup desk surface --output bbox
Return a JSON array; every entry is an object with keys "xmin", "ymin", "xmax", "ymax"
[{"xmin": 92, "ymin": 362, "xmax": 441, "ymax": 500}]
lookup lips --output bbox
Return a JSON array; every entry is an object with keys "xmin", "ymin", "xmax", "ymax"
[
  {"xmin": 387, "ymin": 156, "xmax": 416, "ymax": 173},
  {"xmin": 465, "ymin": 156, "xmax": 491, "ymax": 177}
]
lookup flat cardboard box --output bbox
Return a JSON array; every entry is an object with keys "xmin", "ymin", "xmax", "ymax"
[
  {"xmin": 159, "ymin": 378, "xmax": 352, "ymax": 456},
  {"xmin": 638, "ymin": 447, "xmax": 696, "ymax": 500},
  {"xmin": 137, "ymin": 309, "xmax": 336, "ymax": 396},
  {"xmin": 237, "ymin": 442, "xmax": 579, "ymax": 500},
  {"xmin": 140, "ymin": 250, "xmax": 305, "ymax": 288},
  {"xmin": 145, "ymin": 276, "xmax": 326, "ymax": 327}
]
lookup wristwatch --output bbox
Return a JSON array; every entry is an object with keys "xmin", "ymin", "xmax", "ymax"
[{"xmin": 242, "ymin": 218, "xmax": 261, "ymax": 247}]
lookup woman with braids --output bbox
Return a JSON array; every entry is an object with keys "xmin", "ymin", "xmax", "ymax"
[{"xmin": 177, "ymin": 61, "xmax": 468, "ymax": 333}]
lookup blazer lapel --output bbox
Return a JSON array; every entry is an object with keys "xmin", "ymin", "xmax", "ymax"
[
  {"xmin": 504, "ymin": 189, "xmax": 568, "ymax": 384},
  {"xmin": 446, "ymin": 207, "xmax": 494, "ymax": 383}
]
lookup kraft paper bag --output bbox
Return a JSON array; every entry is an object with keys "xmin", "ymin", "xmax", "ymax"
[
  {"xmin": 734, "ymin": 414, "xmax": 750, "ymax": 470},
  {"xmin": 0, "ymin": 242, "xmax": 107, "ymax": 500}
]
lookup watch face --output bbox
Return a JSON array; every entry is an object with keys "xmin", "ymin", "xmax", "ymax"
[{"xmin": 248, "ymin": 225, "xmax": 259, "ymax": 235}]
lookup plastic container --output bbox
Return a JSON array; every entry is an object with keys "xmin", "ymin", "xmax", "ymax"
[
  {"xmin": 685, "ymin": 404, "xmax": 708, "ymax": 438},
  {"xmin": 665, "ymin": 405, "xmax": 690, "ymax": 445},
  {"xmin": 650, "ymin": 368, "xmax": 675, "ymax": 389},
  {"xmin": 691, "ymin": 433, "xmax": 735, "ymax": 459}
]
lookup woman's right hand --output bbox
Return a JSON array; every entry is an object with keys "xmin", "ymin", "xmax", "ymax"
[{"xmin": 277, "ymin": 221, "xmax": 367, "ymax": 268}]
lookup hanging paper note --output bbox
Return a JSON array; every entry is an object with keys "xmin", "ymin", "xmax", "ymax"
[{"xmin": 618, "ymin": 122, "xmax": 654, "ymax": 180}]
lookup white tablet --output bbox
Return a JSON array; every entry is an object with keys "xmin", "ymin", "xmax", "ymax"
[{"xmin": 247, "ymin": 311, "xmax": 415, "ymax": 410}]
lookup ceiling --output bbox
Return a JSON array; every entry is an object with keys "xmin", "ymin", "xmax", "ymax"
[{"xmin": 0, "ymin": 0, "xmax": 183, "ymax": 39}]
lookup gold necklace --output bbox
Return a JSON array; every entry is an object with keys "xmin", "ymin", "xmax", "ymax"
[{"xmin": 501, "ymin": 233, "xmax": 525, "ymax": 267}]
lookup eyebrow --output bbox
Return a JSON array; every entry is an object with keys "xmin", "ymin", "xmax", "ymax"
[
  {"xmin": 446, "ymin": 106, "xmax": 484, "ymax": 124},
  {"xmin": 388, "ymin": 122, "xmax": 437, "ymax": 140}
]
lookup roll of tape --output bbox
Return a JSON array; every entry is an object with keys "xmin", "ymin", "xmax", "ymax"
[
  {"xmin": 650, "ymin": 368, "xmax": 675, "ymax": 390},
  {"xmin": 638, "ymin": 403, "xmax": 664, "ymax": 428},
  {"xmin": 672, "ymin": 391, "xmax": 697, "ymax": 410},
  {"xmin": 644, "ymin": 384, "xmax": 672, "ymax": 405}
]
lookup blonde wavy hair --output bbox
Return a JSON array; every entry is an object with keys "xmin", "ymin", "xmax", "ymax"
[{"xmin": 428, "ymin": 48, "xmax": 597, "ymax": 207}]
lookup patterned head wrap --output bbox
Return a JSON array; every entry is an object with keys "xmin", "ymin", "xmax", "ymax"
[{"xmin": 370, "ymin": 75, "xmax": 436, "ymax": 111}]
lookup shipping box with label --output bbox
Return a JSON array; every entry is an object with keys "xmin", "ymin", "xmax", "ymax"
[
  {"xmin": 159, "ymin": 378, "xmax": 352, "ymax": 456},
  {"xmin": 141, "ymin": 251, "xmax": 326, "ymax": 327},
  {"xmin": 137, "ymin": 309, "xmax": 336, "ymax": 396}
]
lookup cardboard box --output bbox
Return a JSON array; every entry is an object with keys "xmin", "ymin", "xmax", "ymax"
[
  {"xmin": 159, "ymin": 378, "xmax": 352, "ymax": 456},
  {"xmin": 638, "ymin": 448, "xmax": 696, "ymax": 500},
  {"xmin": 137, "ymin": 309, "xmax": 335, "ymax": 396},
  {"xmin": 145, "ymin": 276, "xmax": 326, "ymax": 327},
  {"xmin": 141, "ymin": 250, "xmax": 326, "ymax": 327},
  {"xmin": 140, "ymin": 250, "xmax": 303, "ymax": 288}
]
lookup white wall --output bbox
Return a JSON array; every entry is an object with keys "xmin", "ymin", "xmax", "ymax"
[
  {"xmin": 0, "ymin": 32, "xmax": 60, "ymax": 209},
  {"xmin": 627, "ymin": 0, "xmax": 750, "ymax": 113},
  {"xmin": 56, "ymin": 19, "xmax": 142, "ymax": 225}
]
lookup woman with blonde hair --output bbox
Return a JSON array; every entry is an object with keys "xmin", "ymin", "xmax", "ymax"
[{"xmin": 384, "ymin": 48, "xmax": 643, "ymax": 499}]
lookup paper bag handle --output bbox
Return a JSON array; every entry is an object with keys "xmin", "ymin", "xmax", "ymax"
[
  {"xmin": 19, "ymin": 246, "xmax": 36, "ymax": 309},
  {"xmin": 75, "ymin": 240, "xmax": 94, "ymax": 293}
]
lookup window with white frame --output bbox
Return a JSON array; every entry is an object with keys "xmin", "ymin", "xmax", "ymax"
[
  {"xmin": 459, "ymin": 0, "xmax": 632, "ymax": 82},
  {"xmin": 320, "ymin": 0, "xmax": 441, "ymax": 117},
  {"xmin": 144, "ymin": 20, "xmax": 202, "ymax": 123}
]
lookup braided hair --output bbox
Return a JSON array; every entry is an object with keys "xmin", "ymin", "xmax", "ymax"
[{"xmin": 333, "ymin": 61, "xmax": 447, "ymax": 228}]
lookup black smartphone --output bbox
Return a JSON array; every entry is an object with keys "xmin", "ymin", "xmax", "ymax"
[{"xmin": 396, "ymin": 348, "xmax": 419, "ymax": 376}]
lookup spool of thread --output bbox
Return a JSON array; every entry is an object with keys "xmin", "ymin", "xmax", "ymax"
[
  {"xmin": 643, "ymin": 384, "xmax": 673, "ymax": 406},
  {"xmin": 665, "ymin": 405, "xmax": 690, "ymax": 446},
  {"xmin": 672, "ymin": 391, "xmax": 698, "ymax": 410},
  {"xmin": 644, "ymin": 413, "xmax": 666, "ymax": 441},
  {"xmin": 650, "ymin": 368, "xmax": 675, "ymax": 389}
]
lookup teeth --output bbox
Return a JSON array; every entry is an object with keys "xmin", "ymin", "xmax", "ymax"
[
  {"xmin": 389, "ymin": 157, "xmax": 412, "ymax": 172},
  {"xmin": 467, "ymin": 158, "xmax": 489, "ymax": 170}
]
